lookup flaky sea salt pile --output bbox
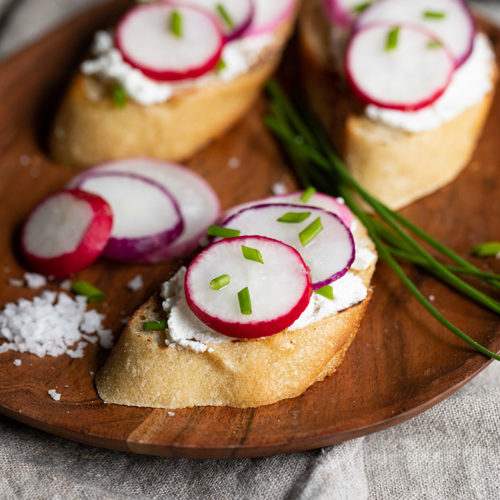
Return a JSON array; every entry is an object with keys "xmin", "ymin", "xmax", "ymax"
[{"xmin": 0, "ymin": 291, "xmax": 113, "ymax": 358}]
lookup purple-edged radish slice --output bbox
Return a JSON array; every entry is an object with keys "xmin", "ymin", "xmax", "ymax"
[
  {"xmin": 21, "ymin": 189, "xmax": 113, "ymax": 278},
  {"xmin": 73, "ymin": 172, "xmax": 183, "ymax": 262},
  {"xmin": 346, "ymin": 24, "xmax": 455, "ymax": 111},
  {"xmin": 185, "ymin": 236, "xmax": 312, "ymax": 338},
  {"xmin": 218, "ymin": 204, "xmax": 355, "ymax": 289},
  {"xmin": 244, "ymin": 0, "xmax": 295, "ymax": 36},
  {"xmin": 324, "ymin": 0, "xmax": 375, "ymax": 27},
  {"xmin": 355, "ymin": 0, "xmax": 475, "ymax": 67},
  {"xmin": 176, "ymin": 0, "xmax": 254, "ymax": 41},
  {"xmin": 68, "ymin": 158, "xmax": 220, "ymax": 261},
  {"xmin": 224, "ymin": 191, "xmax": 353, "ymax": 228},
  {"xmin": 115, "ymin": 2, "xmax": 224, "ymax": 81}
]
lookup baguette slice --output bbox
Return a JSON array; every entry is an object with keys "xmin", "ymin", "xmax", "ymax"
[
  {"xmin": 50, "ymin": 2, "xmax": 299, "ymax": 169},
  {"xmin": 299, "ymin": 0, "xmax": 497, "ymax": 210},
  {"xmin": 96, "ymin": 217, "xmax": 376, "ymax": 409}
]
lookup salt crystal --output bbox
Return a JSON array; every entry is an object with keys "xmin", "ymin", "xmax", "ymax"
[
  {"xmin": 429, "ymin": 295, "xmax": 436, "ymax": 302},
  {"xmin": 271, "ymin": 182, "xmax": 287, "ymax": 196},
  {"xmin": 24, "ymin": 272, "xmax": 47, "ymax": 289},
  {"xmin": 19, "ymin": 155, "xmax": 31, "ymax": 166},
  {"xmin": 48, "ymin": 389, "xmax": 61, "ymax": 401},
  {"xmin": 60, "ymin": 279, "xmax": 72, "ymax": 291},
  {"xmin": 8, "ymin": 278, "xmax": 23, "ymax": 287},
  {"xmin": 167, "ymin": 411, "xmax": 175, "ymax": 416},
  {"xmin": 228, "ymin": 157, "xmax": 240, "ymax": 169},
  {"xmin": 13, "ymin": 359, "xmax": 21, "ymax": 366},
  {"xmin": 127, "ymin": 274, "xmax": 143, "ymax": 292}
]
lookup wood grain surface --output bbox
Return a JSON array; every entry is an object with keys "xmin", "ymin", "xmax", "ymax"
[{"xmin": 0, "ymin": 1, "xmax": 499, "ymax": 459}]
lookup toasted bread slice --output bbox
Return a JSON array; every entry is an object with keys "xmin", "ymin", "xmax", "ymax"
[
  {"xmin": 299, "ymin": 0, "xmax": 497, "ymax": 210},
  {"xmin": 50, "ymin": 4, "xmax": 299, "ymax": 169},
  {"xmin": 95, "ymin": 218, "xmax": 376, "ymax": 409}
]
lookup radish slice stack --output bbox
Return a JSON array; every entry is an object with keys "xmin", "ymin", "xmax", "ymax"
[
  {"xmin": 21, "ymin": 190, "xmax": 113, "ymax": 278},
  {"xmin": 185, "ymin": 236, "xmax": 312, "ymax": 338},
  {"xmin": 115, "ymin": 3, "xmax": 224, "ymax": 81},
  {"xmin": 218, "ymin": 204, "xmax": 355, "ymax": 289},
  {"xmin": 244, "ymin": 0, "xmax": 295, "ymax": 36},
  {"xmin": 346, "ymin": 24, "xmax": 455, "ymax": 111}
]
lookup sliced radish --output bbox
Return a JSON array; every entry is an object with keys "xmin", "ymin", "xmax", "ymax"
[
  {"xmin": 21, "ymin": 189, "xmax": 113, "ymax": 278},
  {"xmin": 68, "ymin": 158, "xmax": 220, "ymax": 261},
  {"xmin": 115, "ymin": 2, "xmax": 224, "ymax": 81},
  {"xmin": 224, "ymin": 191, "xmax": 353, "ymax": 228},
  {"xmin": 72, "ymin": 172, "xmax": 183, "ymax": 262},
  {"xmin": 218, "ymin": 204, "xmax": 355, "ymax": 289},
  {"xmin": 355, "ymin": 0, "xmax": 475, "ymax": 66},
  {"xmin": 324, "ymin": 0, "xmax": 376, "ymax": 27},
  {"xmin": 346, "ymin": 23, "xmax": 455, "ymax": 111},
  {"xmin": 176, "ymin": 0, "xmax": 254, "ymax": 41},
  {"xmin": 185, "ymin": 235, "xmax": 312, "ymax": 338},
  {"xmin": 244, "ymin": 0, "xmax": 295, "ymax": 36}
]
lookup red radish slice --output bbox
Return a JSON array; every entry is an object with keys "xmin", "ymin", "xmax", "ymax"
[
  {"xmin": 244, "ymin": 0, "xmax": 295, "ymax": 36},
  {"xmin": 346, "ymin": 23, "xmax": 454, "ymax": 111},
  {"xmin": 72, "ymin": 172, "xmax": 183, "ymax": 262},
  {"xmin": 68, "ymin": 158, "xmax": 220, "ymax": 261},
  {"xmin": 224, "ymin": 191, "xmax": 353, "ymax": 228},
  {"xmin": 176, "ymin": 0, "xmax": 254, "ymax": 41},
  {"xmin": 218, "ymin": 204, "xmax": 355, "ymax": 289},
  {"xmin": 21, "ymin": 190, "xmax": 113, "ymax": 278},
  {"xmin": 355, "ymin": 0, "xmax": 475, "ymax": 66},
  {"xmin": 185, "ymin": 236, "xmax": 312, "ymax": 338},
  {"xmin": 115, "ymin": 2, "xmax": 224, "ymax": 81},
  {"xmin": 324, "ymin": 0, "xmax": 375, "ymax": 27}
]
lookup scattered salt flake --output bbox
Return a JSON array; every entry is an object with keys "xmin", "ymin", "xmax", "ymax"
[
  {"xmin": 19, "ymin": 155, "xmax": 31, "ymax": 166},
  {"xmin": 127, "ymin": 274, "xmax": 143, "ymax": 292},
  {"xmin": 429, "ymin": 295, "xmax": 436, "ymax": 302},
  {"xmin": 89, "ymin": 371, "xmax": 94, "ymax": 376},
  {"xmin": 60, "ymin": 279, "xmax": 72, "ymax": 291},
  {"xmin": 8, "ymin": 278, "xmax": 23, "ymax": 287},
  {"xmin": 24, "ymin": 272, "xmax": 47, "ymax": 289},
  {"xmin": 13, "ymin": 359, "xmax": 21, "ymax": 366},
  {"xmin": 208, "ymin": 347, "xmax": 214, "ymax": 353},
  {"xmin": 167, "ymin": 411, "xmax": 175, "ymax": 417},
  {"xmin": 64, "ymin": 384, "xmax": 70, "ymax": 388},
  {"xmin": 228, "ymin": 157, "xmax": 240, "ymax": 169},
  {"xmin": 48, "ymin": 389, "xmax": 61, "ymax": 401},
  {"xmin": 271, "ymin": 182, "xmax": 287, "ymax": 196}
]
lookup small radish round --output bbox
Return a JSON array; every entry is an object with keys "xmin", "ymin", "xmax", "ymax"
[
  {"xmin": 115, "ymin": 2, "xmax": 224, "ymax": 81},
  {"xmin": 21, "ymin": 189, "xmax": 113, "ymax": 278},
  {"xmin": 176, "ymin": 0, "xmax": 254, "ymax": 41},
  {"xmin": 355, "ymin": 0, "xmax": 475, "ymax": 66},
  {"xmin": 185, "ymin": 235, "xmax": 312, "ymax": 338},
  {"xmin": 68, "ymin": 158, "xmax": 220, "ymax": 261},
  {"xmin": 244, "ymin": 0, "xmax": 295, "ymax": 36},
  {"xmin": 346, "ymin": 23, "xmax": 455, "ymax": 111},
  {"xmin": 324, "ymin": 0, "xmax": 375, "ymax": 27},
  {"xmin": 224, "ymin": 191, "xmax": 353, "ymax": 228},
  {"xmin": 72, "ymin": 172, "xmax": 183, "ymax": 262},
  {"xmin": 218, "ymin": 204, "xmax": 355, "ymax": 289}
]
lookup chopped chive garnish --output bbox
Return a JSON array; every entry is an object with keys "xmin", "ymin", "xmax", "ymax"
[
  {"xmin": 315, "ymin": 285, "xmax": 334, "ymax": 300},
  {"xmin": 277, "ymin": 212, "xmax": 311, "ymax": 223},
  {"xmin": 71, "ymin": 281, "xmax": 105, "ymax": 303},
  {"xmin": 238, "ymin": 287, "xmax": 252, "ymax": 315},
  {"xmin": 301, "ymin": 186, "xmax": 316, "ymax": 202},
  {"xmin": 111, "ymin": 85, "xmax": 127, "ymax": 108},
  {"xmin": 386, "ymin": 26, "xmax": 400, "ymax": 51},
  {"xmin": 241, "ymin": 245, "xmax": 264, "ymax": 264},
  {"xmin": 216, "ymin": 3, "xmax": 233, "ymax": 28},
  {"xmin": 299, "ymin": 217, "xmax": 323, "ymax": 247},
  {"xmin": 471, "ymin": 242, "xmax": 500, "ymax": 258},
  {"xmin": 352, "ymin": 1, "xmax": 372, "ymax": 13},
  {"xmin": 215, "ymin": 59, "xmax": 227, "ymax": 73},
  {"xmin": 170, "ymin": 10, "xmax": 183, "ymax": 38},
  {"xmin": 206, "ymin": 225, "xmax": 241, "ymax": 238},
  {"xmin": 210, "ymin": 274, "xmax": 231, "ymax": 290},
  {"xmin": 423, "ymin": 10, "xmax": 446, "ymax": 19},
  {"xmin": 143, "ymin": 320, "xmax": 168, "ymax": 331},
  {"xmin": 427, "ymin": 40, "xmax": 443, "ymax": 49}
]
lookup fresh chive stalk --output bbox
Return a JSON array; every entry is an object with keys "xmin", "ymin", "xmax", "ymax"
[
  {"xmin": 241, "ymin": 245, "xmax": 264, "ymax": 264},
  {"xmin": 301, "ymin": 186, "xmax": 316, "ymax": 202},
  {"xmin": 206, "ymin": 225, "xmax": 240, "ymax": 238},
  {"xmin": 352, "ymin": 1, "xmax": 372, "ymax": 13},
  {"xmin": 143, "ymin": 320, "xmax": 168, "ymax": 331},
  {"xmin": 471, "ymin": 242, "xmax": 500, "ymax": 258},
  {"xmin": 427, "ymin": 40, "xmax": 443, "ymax": 49},
  {"xmin": 277, "ymin": 212, "xmax": 311, "ymax": 223},
  {"xmin": 215, "ymin": 59, "xmax": 227, "ymax": 73},
  {"xmin": 315, "ymin": 285, "xmax": 334, "ymax": 300},
  {"xmin": 238, "ymin": 287, "xmax": 252, "ymax": 315},
  {"xmin": 71, "ymin": 281, "xmax": 105, "ymax": 303},
  {"xmin": 210, "ymin": 274, "xmax": 231, "ymax": 290},
  {"xmin": 111, "ymin": 85, "xmax": 127, "ymax": 108},
  {"xmin": 423, "ymin": 10, "xmax": 446, "ymax": 19},
  {"xmin": 299, "ymin": 217, "xmax": 323, "ymax": 246},
  {"xmin": 170, "ymin": 10, "xmax": 182, "ymax": 38},
  {"xmin": 216, "ymin": 3, "xmax": 233, "ymax": 27},
  {"xmin": 265, "ymin": 79, "xmax": 500, "ymax": 361},
  {"xmin": 386, "ymin": 26, "xmax": 400, "ymax": 51}
]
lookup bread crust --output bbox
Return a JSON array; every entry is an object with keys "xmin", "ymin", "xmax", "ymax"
[
  {"xmin": 50, "ymin": 5, "xmax": 299, "ymax": 169},
  {"xmin": 299, "ymin": 0, "xmax": 497, "ymax": 210},
  {"xmin": 96, "ymin": 219, "xmax": 377, "ymax": 409}
]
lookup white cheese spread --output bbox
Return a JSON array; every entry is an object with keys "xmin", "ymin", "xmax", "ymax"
[
  {"xmin": 364, "ymin": 34, "xmax": 495, "ymax": 133},
  {"xmin": 81, "ymin": 30, "xmax": 274, "ymax": 106},
  {"xmin": 159, "ymin": 241, "xmax": 376, "ymax": 353}
]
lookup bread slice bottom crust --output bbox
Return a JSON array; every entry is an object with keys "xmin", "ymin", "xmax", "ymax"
[{"xmin": 299, "ymin": 0, "xmax": 497, "ymax": 210}]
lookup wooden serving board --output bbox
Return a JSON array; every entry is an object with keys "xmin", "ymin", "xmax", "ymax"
[{"xmin": 0, "ymin": 1, "xmax": 499, "ymax": 459}]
